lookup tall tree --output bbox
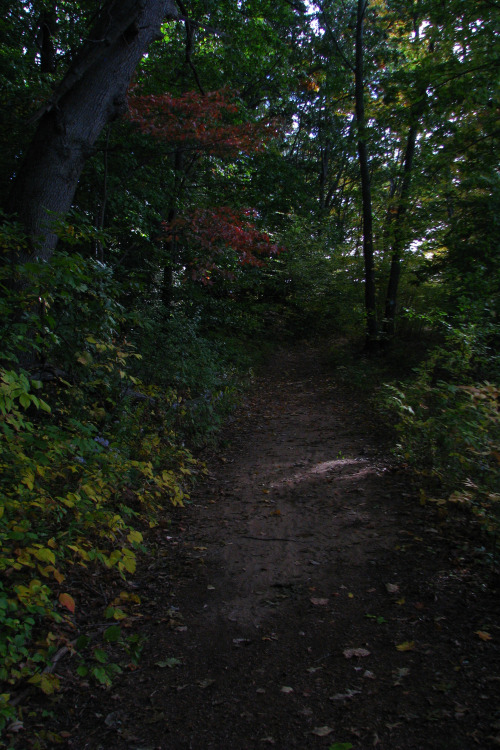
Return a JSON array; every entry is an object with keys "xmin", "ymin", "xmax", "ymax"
[
  {"xmin": 5, "ymin": 0, "xmax": 179, "ymax": 262},
  {"xmin": 354, "ymin": 0, "xmax": 378, "ymax": 344}
]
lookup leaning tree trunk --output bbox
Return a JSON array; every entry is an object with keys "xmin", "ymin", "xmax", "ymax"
[
  {"xmin": 355, "ymin": 0, "xmax": 378, "ymax": 347},
  {"xmin": 6, "ymin": 0, "xmax": 178, "ymax": 262}
]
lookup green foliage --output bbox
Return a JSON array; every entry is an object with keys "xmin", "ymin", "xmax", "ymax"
[
  {"xmin": 0, "ymin": 217, "xmax": 200, "ymax": 732},
  {"xmin": 384, "ymin": 318, "xmax": 500, "ymax": 540},
  {"xmin": 132, "ymin": 305, "xmax": 258, "ymax": 448}
]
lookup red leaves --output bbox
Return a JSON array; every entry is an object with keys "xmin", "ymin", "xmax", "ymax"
[
  {"xmin": 127, "ymin": 87, "xmax": 278, "ymax": 156},
  {"xmin": 162, "ymin": 207, "xmax": 285, "ymax": 284}
]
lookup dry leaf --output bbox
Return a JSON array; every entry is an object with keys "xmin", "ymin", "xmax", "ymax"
[
  {"xmin": 395, "ymin": 641, "xmax": 415, "ymax": 652},
  {"xmin": 386, "ymin": 583, "xmax": 399, "ymax": 594},
  {"xmin": 280, "ymin": 686, "xmax": 294, "ymax": 693},
  {"xmin": 312, "ymin": 726, "xmax": 333, "ymax": 737},
  {"xmin": 343, "ymin": 647, "xmax": 371, "ymax": 659},
  {"xmin": 310, "ymin": 597, "xmax": 329, "ymax": 606},
  {"xmin": 330, "ymin": 689, "xmax": 360, "ymax": 701},
  {"xmin": 197, "ymin": 678, "xmax": 215, "ymax": 689},
  {"xmin": 475, "ymin": 630, "xmax": 492, "ymax": 641}
]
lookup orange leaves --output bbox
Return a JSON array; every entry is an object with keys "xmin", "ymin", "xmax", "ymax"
[
  {"xmin": 59, "ymin": 592, "xmax": 76, "ymax": 613},
  {"xmin": 475, "ymin": 630, "xmax": 492, "ymax": 641}
]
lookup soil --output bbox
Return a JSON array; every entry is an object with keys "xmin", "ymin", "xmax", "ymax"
[{"xmin": 26, "ymin": 346, "xmax": 500, "ymax": 748}]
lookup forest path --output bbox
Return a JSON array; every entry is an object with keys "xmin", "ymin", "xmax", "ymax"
[{"xmin": 64, "ymin": 345, "xmax": 499, "ymax": 750}]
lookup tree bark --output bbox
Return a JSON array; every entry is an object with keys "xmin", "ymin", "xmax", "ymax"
[
  {"xmin": 355, "ymin": 0, "xmax": 378, "ymax": 346},
  {"xmin": 5, "ymin": 0, "xmax": 178, "ymax": 262}
]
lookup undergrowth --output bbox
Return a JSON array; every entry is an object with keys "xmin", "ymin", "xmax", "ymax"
[
  {"xmin": 382, "ymin": 317, "xmax": 500, "ymax": 556},
  {"xmin": 0, "ymin": 217, "xmax": 261, "ymax": 745}
]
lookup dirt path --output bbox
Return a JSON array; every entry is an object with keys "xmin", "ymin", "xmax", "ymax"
[{"xmin": 62, "ymin": 346, "xmax": 499, "ymax": 749}]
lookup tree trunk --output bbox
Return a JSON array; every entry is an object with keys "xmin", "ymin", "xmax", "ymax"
[
  {"xmin": 382, "ymin": 78, "xmax": 426, "ymax": 337},
  {"xmin": 355, "ymin": 0, "xmax": 378, "ymax": 346},
  {"xmin": 382, "ymin": 119, "xmax": 419, "ymax": 336},
  {"xmin": 5, "ymin": 0, "xmax": 178, "ymax": 262}
]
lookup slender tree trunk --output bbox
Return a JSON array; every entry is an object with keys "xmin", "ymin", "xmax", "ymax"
[
  {"xmin": 5, "ymin": 0, "xmax": 178, "ymax": 262},
  {"xmin": 355, "ymin": 0, "xmax": 378, "ymax": 346},
  {"xmin": 383, "ymin": 118, "xmax": 420, "ymax": 336}
]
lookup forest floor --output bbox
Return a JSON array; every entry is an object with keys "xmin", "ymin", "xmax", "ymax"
[{"xmin": 39, "ymin": 345, "xmax": 500, "ymax": 748}]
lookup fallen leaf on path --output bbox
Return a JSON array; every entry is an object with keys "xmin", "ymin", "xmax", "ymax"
[
  {"xmin": 197, "ymin": 678, "xmax": 215, "ymax": 688},
  {"xmin": 155, "ymin": 657, "xmax": 182, "ymax": 668},
  {"xmin": 280, "ymin": 686, "xmax": 294, "ymax": 693},
  {"xmin": 330, "ymin": 689, "xmax": 361, "ymax": 701},
  {"xmin": 392, "ymin": 667, "xmax": 410, "ymax": 685},
  {"xmin": 328, "ymin": 743, "xmax": 354, "ymax": 750},
  {"xmin": 396, "ymin": 641, "xmax": 415, "ymax": 652},
  {"xmin": 310, "ymin": 597, "xmax": 329, "ymax": 606},
  {"xmin": 312, "ymin": 726, "xmax": 333, "ymax": 737},
  {"xmin": 386, "ymin": 583, "xmax": 399, "ymax": 594},
  {"xmin": 363, "ymin": 670, "xmax": 376, "ymax": 679},
  {"xmin": 475, "ymin": 630, "xmax": 492, "ymax": 641},
  {"xmin": 343, "ymin": 647, "xmax": 370, "ymax": 659}
]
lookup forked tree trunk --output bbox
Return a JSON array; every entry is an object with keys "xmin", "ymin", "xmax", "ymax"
[{"xmin": 6, "ymin": 0, "xmax": 178, "ymax": 262}]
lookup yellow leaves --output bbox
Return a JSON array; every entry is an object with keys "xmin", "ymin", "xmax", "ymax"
[
  {"xmin": 14, "ymin": 548, "xmax": 35, "ymax": 568},
  {"xmin": 81, "ymin": 483, "xmax": 96, "ymax": 500},
  {"xmin": 119, "ymin": 548, "xmax": 136, "ymax": 575},
  {"xmin": 127, "ymin": 530, "xmax": 143, "ymax": 545},
  {"xmin": 39, "ymin": 565, "xmax": 65, "ymax": 584},
  {"xmin": 475, "ymin": 630, "xmax": 492, "ymax": 641},
  {"xmin": 29, "ymin": 672, "xmax": 60, "ymax": 695},
  {"xmin": 22, "ymin": 470, "xmax": 35, "ymax": 491},
  {"xmin": 31, "ymin": 547, "xmax": 56, "ymax": 565},
  {"xmin": 161, "ymin": 469, "xmax": 175, "ymax": 484},
  {"xmin": 107, "ymin": 606, "xmax": 127, "ymax": 620},
  {"xmin": 15, "ymin": 578, "xmax": 49, "ymax": 606},
  {"xmin": 115, "ymin": 591, "xmax": 141, "ymax": 606},
  {"xmin": 396, "ymin": 641, "xmax": 415, "ymax": 652},
  {"xmin": 68, "ymin": 544, "xmax": 90, "ymax": 561},
  {"xmin": 76, "ymin": 351, "xmax": 93, "ymax": 366}
]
